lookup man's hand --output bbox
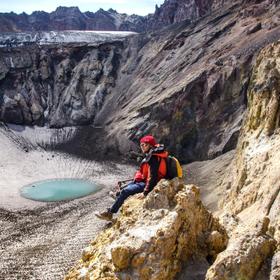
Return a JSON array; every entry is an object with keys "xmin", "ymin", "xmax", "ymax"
[{"xmin": 135, "ymin": 193, "xmax": 145, "ymax": 200}]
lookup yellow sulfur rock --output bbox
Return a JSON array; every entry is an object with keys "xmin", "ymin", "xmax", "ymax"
[
  {"xmin": 65, "ymin": 179, "xmax": 227, "ymax": 280},
  {"xmin": 111, "ymin": 246, "xmax": 133, "ymax": 270}
]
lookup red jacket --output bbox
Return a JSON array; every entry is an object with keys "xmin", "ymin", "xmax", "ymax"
[{"xmin": 133, "ymin": 145, "xmax": 168, "ymax": 195}]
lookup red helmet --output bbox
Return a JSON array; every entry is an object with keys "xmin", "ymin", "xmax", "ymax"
[{"xmin": 140, "ymin": 135, "xmax": 157, "ymax": 147}]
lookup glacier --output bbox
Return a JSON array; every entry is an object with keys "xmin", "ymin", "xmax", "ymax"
[{"xmin": 0, "ymin": 30, "xmax": 137, "ymax": 47}]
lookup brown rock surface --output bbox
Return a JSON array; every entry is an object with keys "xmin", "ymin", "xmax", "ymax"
[
  {"xmin": 99, "ymin": 0, "xmax": 280, "ymax": 162},
  {"xmin": 182, "ymin": 41, "xmax": 280, "ymax": 280}
]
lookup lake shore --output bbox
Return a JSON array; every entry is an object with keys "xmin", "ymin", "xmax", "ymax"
[{"xmin": 0, "ymin": 125, "xmax": 135, "ymax": 279}]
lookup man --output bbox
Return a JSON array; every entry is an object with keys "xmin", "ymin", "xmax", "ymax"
[{"xmin": 95, "ymin": 135, "xmax": 168, "ymax": 221}]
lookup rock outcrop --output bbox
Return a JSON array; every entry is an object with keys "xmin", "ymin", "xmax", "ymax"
[
  {"xmin": 147, "ymin": 0, "xmax": 213, "ymax": 30},
  {"xmin": 65, "ymin": 179, "xmax": 228, "ymax": 280},
  {"xmin": 206, "ymin": 217, "xmax": 276, "ymax": 279},
  {"xmin": 207, "ymin": 41, "xmax": 280, "ymax": 280},
  {"xmin": 222, "ymin": 41, "xmax": 280, "ymax": 224}
]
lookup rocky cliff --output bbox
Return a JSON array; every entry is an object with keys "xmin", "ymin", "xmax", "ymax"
[
  {"xmin": 0, "ymin": 42, "xmax": 124, "ymax": 127},
  {"xmin": 0, "ymin": 0, "xmax": 279, "ymax": 162},
  {"xmin": 215, "ymin": 40, "xmax": 280, "ymax": 279},
  {"xmin": 149, "ymin": 0, "xmax": 213, "ymax": 30}
]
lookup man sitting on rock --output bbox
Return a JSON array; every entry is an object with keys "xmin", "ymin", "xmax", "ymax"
[{"xmin": 95, "ymin": 135, "xmax": 169, "ymax": 221}]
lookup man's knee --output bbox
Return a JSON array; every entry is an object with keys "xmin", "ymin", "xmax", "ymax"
[{"xmin": 120, "ymin": 187, "xmax": 131, "ymax": 197}]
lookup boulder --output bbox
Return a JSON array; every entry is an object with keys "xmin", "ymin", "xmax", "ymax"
[
  {"xmin": 206, "ymin": 217, "xmax": 276, "ymax": 280},
  {"xmin": 65, "ymin": 179, "xmax": 228, "ymax": 280}
]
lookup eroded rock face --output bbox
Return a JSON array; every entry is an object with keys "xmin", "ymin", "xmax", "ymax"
[
  {"xmin": 65, "ymin": 179, "xmax": 228, "ymax": 280},
  {"xmin": 213, "ymin": 41, "xmax": 280, "ymax": 280},
  {"xmin": 222, "ymin": 41, "xmax": 280, "ymax": 218},
  {"xmin": 98, "ymin": 0, "xmax": 280, "ymax": 162},
  {"xmin": 206, "ymin": 217, "xmax": 276, "ymax": 280},
  {"xmin": 0, "ymin": 42, "xmax": 123, "ymax": 127},
  {"xmin": 148, "ymin": 0, "xmax": 213, "ymax": 30}
]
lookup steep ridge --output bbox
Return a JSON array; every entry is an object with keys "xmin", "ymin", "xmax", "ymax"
[
  {"xmin": 0, "ymin": 7, "xmax": 146, "ymax": 33},
  {"xmin": 146, "ymin": 0, "xmax": 213, "ymax": 30},
  {"xmin": 0, "ymin": 0, "xmax": 279, "ymax": 163},
  {"xmin": 0, "ymin": 0, "xmax": 213, "ymax": 33},
  {"xmin": 0, "ymin": 0, "xmax": 259, "ymax": 33}
]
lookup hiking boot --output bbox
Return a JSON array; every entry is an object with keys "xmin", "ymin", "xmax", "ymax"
[{"xmin": 95, "ymin": 210, "xmax": 113, "ymax": 221}]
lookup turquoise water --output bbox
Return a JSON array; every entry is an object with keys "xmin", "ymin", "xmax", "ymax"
[{"xmin": 20, "ymin": 178, "xmax": 101, "ymax": 202}]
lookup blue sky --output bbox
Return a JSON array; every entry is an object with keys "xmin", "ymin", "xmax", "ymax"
[{"xmin": 1, "ymin": 0, "xmax": 165, "ymax": 16}]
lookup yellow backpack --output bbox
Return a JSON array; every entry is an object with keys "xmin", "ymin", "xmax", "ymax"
[{"xmin": 166, "ymin": 156, "xmax": 183, "ymax": 179}]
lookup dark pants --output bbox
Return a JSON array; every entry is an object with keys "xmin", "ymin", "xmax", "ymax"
[{"xmin": 110, "ymin": 182, "xmax": 145, "ymax": 213}]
